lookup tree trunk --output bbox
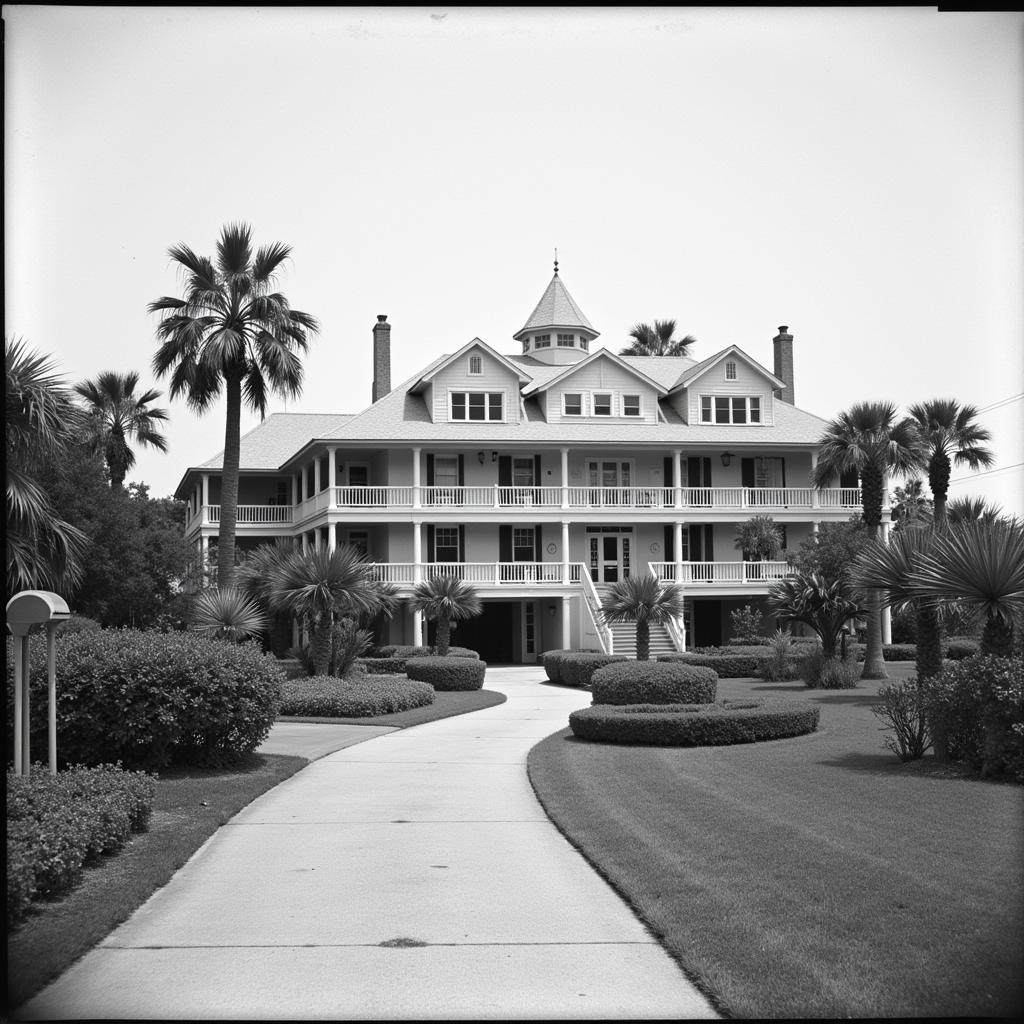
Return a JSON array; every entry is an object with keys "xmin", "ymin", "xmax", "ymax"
[
  {"xmin": 310, "ymin": 612, "xmax": 333, "ymax": 676},
  {"xmin": 637, "ymin": 620, "xmax": 650, "ymax": 662},
  {"xmin": 436, "ymin": 614, "xmax": 451, "ymax": 656},
  {"xmin": 929, "ymin": 452, "xmax": 951, "ymax": 525},
  {"xmin": 107, "ymin": 428, "xmax": 128, "ymax": 490},
  {"xmin": 218, "ymin": 372, "xmax": 243, "ymax": 588},
  {"xmin": 860, "ymin": 466, "xmax": 888, "ymax": 680},
  {"xmin": 981, "ymin": 612, "xmax": 1014, "ymax": 657}
]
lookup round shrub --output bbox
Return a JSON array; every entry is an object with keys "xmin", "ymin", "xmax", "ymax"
[
  {"xmin": 358, "ymin": 657, "xmax": 410, "ymax": 675},
  {"xmin": 373, "ymin": 645, "xmax": 432, "ymax": 659},
  {"xmin": 5, "ymin": 630, "xmax": 283, "ymax": 771},
  {"xmin": 658, "ymin": 651, "xmax": 765, "ymax": 678},
  {"xmin": 560, "ymin": 653, "xmax": 629, "ymax": 688},
  {"xmin": 944, "ymin": 638, "xmax": 981, "ymax": 661},
  {"xmin": 569, "ymin": 697, "xmax": 820, "ymax": 746},
  {"xmin": 542, "ymin": 649, "xmax": 599, "ymax": 684},
  {"xmin": 280, "ymin": 675, "xmax": 434, "ymax": 717},
  {"xmin": 444, "ymin": 646, "xmax": 480, "ymax": 659},
  {"xmin": 590, "ymin": 661, "xmax": 718, "ymax": 706},
  {"xmin": 406, "ymin": 656, "xmax": 487, "ymax": 691}
]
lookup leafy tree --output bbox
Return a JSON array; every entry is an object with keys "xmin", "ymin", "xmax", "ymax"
[
  {"xmin": 150, "ymin": 223, "xmax": 319, "ymax": 588},
  {"xmin": 600, "ymin": 573, "xmax": 686, "ymax": 661},
  {"xmin": 74, "ymin": 371, "xmax": 169, "ymax": 490},
  {"xmin": 410, "ymin": 574, "xmax": 483, "ymax": 657},
  {"xmin": 791, "ymin": 517, "xmax": 869, "ymax": 589},
  {"xmin": 904, "ymin": 399, "xmax": 994, "ymax": 524},
  {"xmin": 620, "ymin": 319, "xmax": 696, "ymax": 357},
  {"xmin": 813, "ymin": 401, "xmax": 925, "ymax": 679},
  {"xmin": 6, "ymin": 338, "xmax": 88, "ymax": 596},
  {"xmin": 734, "ymin": 515, "xmax": 784, "ymax": 561},
  {"xmin": 767, "ymin": 572, "xmax": 867, "ymax": 667},
  {"xmin": 729, "ymin": 604, "xmax": 766, "ymax": 641},
  {"xmin": 890, "ymin": 477, "xmax": 933, "ymax": 532}
]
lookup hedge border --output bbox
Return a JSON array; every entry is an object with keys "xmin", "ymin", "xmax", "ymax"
[{"xmin": 590, "ymin": 661, "xmax": 718, "ymax": 706}]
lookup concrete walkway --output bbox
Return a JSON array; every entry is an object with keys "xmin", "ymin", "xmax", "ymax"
[{"xmin": 18, "ymin": 667, "xmax": 717, "ymax": 1020}]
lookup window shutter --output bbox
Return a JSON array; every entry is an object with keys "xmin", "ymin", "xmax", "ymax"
[
  {"xmin": 688, "ymin": 525, "xmax": 702, "ymax": 561},
  {"xmin": 705, "ymin": 525, "xmax": 715, "ymax": 562},
  {"xmin": 663, "ymin": 524, "xmax": 674, "ymax": 562},
  {"xmin": 778, "ymin": 524, "xmax": 788, "ymax": 551},
  {"xmin": 781, "ymin": 458, "xmax": 787, "ymax": 487},
  {"xmin": 498, "ymin": 456, "xmax": 512, "ymax": 487},
  {"xmin": 703, "ymin": 457, "xmax": 712, "ymax": 487},
  {"xmin": 426, "ymin": 454, "xmax": 435, "ymax": 487},
  {"xmin": 687, "ymin": 456, "xmax": 701, "ymax": 487},
  {"xmin": 499, "ymin": 525, "xmax": 512, "ymax": 562},
  {"xmin": 741, "ymin": 458, "xmax": 755, "ymax": 488},
  {"xmin": 663, "ymin": 457, "xmax": 674, "ymax": 488},
  {"xmin": 426, "ymin": 525, "xmax": 435, "ymax": 563},
  {"xmin": 535, "ymin": 524, "xmax": 542, "ymax": 561},
  {"xmin": 458, "ymin": 525, "xmax": 465, "ymax": 562},
  {"xmin": 458, "ymin": 455, "xmax": 465, "ymax": 487},
  {"xmin": 534, "ymin": 455, "xmax": 542, "ymax": 486}
]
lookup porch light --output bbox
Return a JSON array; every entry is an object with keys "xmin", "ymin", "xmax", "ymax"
[
  {"xmin": 548, "ymin": 605, "xmax": 556, "ymax": 617},
  {"xmin": 720, "ymin": 452, "xmax": 735, "ymax": 467},
  {"xmin": 477, "ymin": 451, "xmax": 486, "ymax": 465},
  {"xmin": 491, "ymin": 451, "xmax": 498, "ymax": 462}
]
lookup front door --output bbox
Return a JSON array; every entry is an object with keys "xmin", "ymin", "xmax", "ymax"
[{"xmin": 590, "ymin": 532, "xmax": 632, "ymax": 584}]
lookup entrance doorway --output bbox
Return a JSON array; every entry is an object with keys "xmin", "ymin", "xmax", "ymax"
[
  {"xmin": 588, "ymin": 530, "xmax": 632, "ymax": 585},
  {"xmin": 443, "ymin": 602, "xmax": 517, "ymax": 663}
]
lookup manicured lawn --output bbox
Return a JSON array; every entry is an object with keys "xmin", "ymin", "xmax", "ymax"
[{"xmin": 528, "ymin": 664, "xmax": 1024, "ymax": 1019}]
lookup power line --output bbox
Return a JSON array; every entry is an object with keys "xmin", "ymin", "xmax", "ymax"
[
  {"xmin": 949, "ymin": 460, "xmax": 1024, "ymax": 484},
  {"xmin": 977, "ymin": 393, "xmax": 1023, "ymax": 414}
]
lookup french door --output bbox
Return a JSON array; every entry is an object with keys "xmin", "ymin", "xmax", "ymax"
[{"xmin": 589, "ymin": 532, "xmax": 632, "ymax": 584}]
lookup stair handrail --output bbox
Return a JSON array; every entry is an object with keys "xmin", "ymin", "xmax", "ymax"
[
  {"xmin": 648, "ymin": 562, "xmax": 687, "ymax": 652},
  {"xmin": 578, "ymin": 566, "xmax": 613, "ymax": 653}
]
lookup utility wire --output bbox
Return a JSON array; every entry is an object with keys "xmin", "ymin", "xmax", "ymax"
[
  {"xmin": 949, "ymin": 460, "xmax": 1024, "ymax": 484},
  {"xmin": 976, "ymin": 393, "xmax": 1023, "ymax": 414}
]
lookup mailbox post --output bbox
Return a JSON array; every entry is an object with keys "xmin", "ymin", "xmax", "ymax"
[{"xmin": 7, "ymin": 590, "xmax": 70, "ymax": 775}]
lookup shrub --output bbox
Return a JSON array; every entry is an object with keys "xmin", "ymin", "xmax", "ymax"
[
  {"xmin": 373, "ymin": 645, "xmax": 432, "ymax": 658},
  {"xmin": 406, "ymin": 656, "xmax": 487, "ymax": 691},
  {"xmin": 444, "ymin": 646, "xmax": 480, "ymax": 659},
  {"xmin": 542, "ymin": 649, "xmax": 600, "ymax": 684},
  {"xmin": 847, "ymin": 643, "xmax": 923, "ymax": 663},
  {"xmin": 944, "ymin": 638, "xmax": 981, "ymax": 661},
  {"xmin": 799, "ymin": 646, "xmax": 859, "ymax": 689},
  {"xmin": 279, "ymin": 675, "xmax": 434, "ymax": 717},
  {"xmin": 560, "ymin": 653, "xmax": 629, "ymax": 688},
  {"xmin": 5, "ymin": 631, "xmax": 283, "ymax": 771},
  {"xmin": 758, "ymin": 630, "xmax": 803, "ymax": 682},
  {"xmin": 56, "ymin": 615, "xmax": 101, "ymax": 635},
  {"xmin": 873, "ymin": 681, "xmax": 932, "ymax": 761},
  {"xmin": 358, "ymin": 657, "xmax": 410, "ymax": 675},
  {"xmin": 277, "ymin": 657, "xmax": 308, "ymax": 680},
  {"xmin": 658, "ymin": 651, "xmax": 764, "ymax": 678},
  {"xmin": 728, "ymin": 604, "xmax": 766, "ymax": 643},
  {"xmin": 569, "ymin": 697, "xmax": 820, "ymax": 746},
  {"xmin": 331, "ymin": 618, "xmax": 374, "ymax": 677},
  {"xmin": 590, "ymin": 661, "xmax": 718, "ymax": 706},
  {"xmin": 7, "ymin": 764, "xmax": 156, "ymax": 928},
  {"xmin": 923, "ymin": 656, "xmax": 1024, "ymax": 780},
  {"xmin": 727, "ymin": 636, "xmax": 771, "ymax": 646}
]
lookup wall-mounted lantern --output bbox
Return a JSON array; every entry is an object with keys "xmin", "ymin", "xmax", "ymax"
[
  {"xmin": 7, "ymin": 590, "xmax": 70, "ymax": 776},
  {"xmin": 720, "ymin": 452, "xmax": 735, "ymax": 467}
]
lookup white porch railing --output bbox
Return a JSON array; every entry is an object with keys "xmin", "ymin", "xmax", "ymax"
[
  {"xmin": 367, "ymin": 561, "xmax": 577, "ymax": 586},
  {"xmin": 203, "ymin": 504, "xmax": 292, "ymax": 524},
  {"xmin": 578, "ymin": 567, "xmax": 613, "ymax": 652},
  {"xmin": 336, "ymin": 485, "xmax": 414, "ymax": 507},
  {"xmin": 818, "ymin": 488, "xmax": 862, "ymax": 508},
  {"xmin": 649, "ymin": 560, "xmax": 791, "ymax": 584},
  {"xmin": 567, "ymin": 486, "xmax": 673, "ymax": 508}
]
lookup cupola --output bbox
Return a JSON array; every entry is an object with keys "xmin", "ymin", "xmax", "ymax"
[{"xmin": 513, "ymin": 257, "xmax": 599, "ymax": 365}]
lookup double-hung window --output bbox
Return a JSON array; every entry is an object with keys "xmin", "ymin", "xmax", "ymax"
[
  {"xmin": 451, "ymin": 391, "xmax": 503, "ymax": 421},
  {"xmin": 563, "ymin": 393, "xmax": 583, "ymax": 416},
  {"xmin": 622, "ymin": 394, "xmax": 641, "ymax": 417},
  {"xmin": 534, "ymin": 334, "xmax": 551, "ymax": 349},
  {"xmin": 557, "ymin": 333, "xmax": 575, "ymax": 347},
  {"xmin": 700, "ymin": 395, "xmax": 762, "ymax": 424},
  {"xmin": 593, "ymin": 392, "xmax": 613, "ymax": 416},
  {"xmin": 434, "ymin": 526, "xmax": 460, "ymax": 563}
]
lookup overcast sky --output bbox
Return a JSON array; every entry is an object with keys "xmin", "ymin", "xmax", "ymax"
[{"xmin": 6, "ymin": 6, "xmax": 1023, "ymax": 514}]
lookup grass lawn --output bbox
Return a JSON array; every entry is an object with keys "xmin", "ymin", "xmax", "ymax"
[{"xmin": 528, "ymin": 664, "xmax": 1024, "ymax": 1019}]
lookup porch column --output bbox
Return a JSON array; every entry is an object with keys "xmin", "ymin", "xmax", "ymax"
[
  {"xmin": 313, "ymin": 456, "xmax": 321, "ymax": 495},
  {"xmin": 811, "ymin": 450, "xmax": 820, "ymax": 508},
  {"xmin": 327, "ymin": 447, "xmax": 337, "ymax": 507},
  {"xmin": 562, "ymin": 595, "xmax": 571, "ymax": 649},
  {"xmin": 201, "ymin": 474, "xmax": 210, "ymax": 523},
  {"xmin": 327, "ymin": 523, "xmax": 336, "ymax": 553},
  {"xmin": 673, "ymin": 520, "xmax": 684, "ymax": 584},
  {"xmin": 301, "ymin": 531, "xmax": 309, "ymax": 554},
  {"xmin": 200, "ymin": 534, "xmax": 209, "ymax": 577},
  {"xmin": 674, "ymin": 449, "xmax": 683, "ymax": 509},
  {"xmin": 291, "ymin": 474, "xmax": 298, "ymax": 506},
  {"xmin": 413, "ymin": 520, "xmax": 423, "ymax": 582},
  {"xmin": 812, "ymin": 520, "xmax": 820, "ymax": 538},
  {"xmin": 562, "ymin": 520, "xmax": 570, "ymax": 585},
  {"xmin": 560, "ymin": 447, "xmax": 570, "ymax": 510},
  {"xmin": 412, "ymin": 447, "xmax": 422, "ymax": 509},
  {"xmin": 301, "ymin": 465, "xmax": 308, "ymax": 505}
]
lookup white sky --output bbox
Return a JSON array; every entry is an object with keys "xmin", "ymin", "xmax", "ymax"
[{"xmin": 5, "ymin": 6, "xmax": 1023, "ymax": 514}]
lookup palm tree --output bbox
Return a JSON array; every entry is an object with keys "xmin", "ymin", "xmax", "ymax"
[
  {"xmin": 849, "ymin": 527, "xmax": 943, "ymax": 681},
  {"xmin": 189, "ymin": 587, "xmax": 268, "ymax": 642},
  {"xmin": 409, "ymin": 574, "xmax": 483, "ymax": 657},
  {"xmin": 600, "ymin": 573, "xmax": 686, "ymax": 662},
  {"xmin": 812, "ymin": 401, "xmax": 925, "ymax": 679},
  {"xmin": 267, "ymin": 545, "xmax": 386, "ymax": 676},
  {"xmin": 75, "ymin": 371, "xmax": 169, "ymax": 490},
  {"xmin": 767, "ymin": 572, "xmax": 867, "ymax": 667},
  {"xmin": 902, "ymin": 519, "xmax": 1024, "ymax": 657},
  {"xmin": 620, "ymin": 319, "xmax": 696, "ymax": 357},
  {"xmin": 946, "ymin": 495, "xmax": 1003, "ymax": 527},
  {"xmin": 6, "ymin": 338, "xmax": 88, "ymax": 595},
  {"xmin": 734, "ymin": 515, "xmax": 784, "ymax": 562},
  {"xmin": 904, "ymin": 399, "xmax": 994, "ymax": 524},
  {"xmin": 890, "ymin": 477, "xmax": 933, "ymax": 532},
  {"xmin": 149, "ymin": 223, "xmax": 319, "ymax": 587}
]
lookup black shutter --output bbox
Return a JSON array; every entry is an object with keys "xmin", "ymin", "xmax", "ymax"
[
  {"xmin": 741, "ymin": 458, "xmax": 755, "ymax": 488},
  {"xmin": 687, "ymin": 457, "xmax": 701, "ymax": 487},
  {"xmin": 703, "ymin": 457, "xmax": 712, "ymax": 487},
  {"xmin": 458, "ymin": 525, "xmax": 465, "ymax": 562},
  {"xmin": 778, "ymin": 524, "xmax": 788, "ymax": 551},
  {"xmin": 534, "ymin": 455, "xmax": 541, "ymax": 486},
  {"xmin": 499, "ymin": 456, "xmax": 512, "ymax": 487},
  {"xmin": 663, "ymin": 456, "xmax": 674, "ymax": 487},
  {"xmin": 780, "ymin": 458, "xmax": 787, "ymax": 487},
  {"xmin": 664, "ymin": 524, "xmax": 674, "ymax": 562},
  {"xmin": 426, "ymin": 525, "xmax": 435, "ymax": 563},
  {"xmin": 458, "ymin": 455, "xmax": 465, "ymax": 487},
  {"xmin": 426, "ymin": 454, "xmax": 435, "ymax": 486},
  {"xmin": 688, "ymin": 525, "xmax": 702, "ymax": 561},
  {"xmin": 499, "ymin": 525, "xmax": 512, "ymax": 561},
  {"xmin": 535, "ymin": 524, "xmax": 542, "ymax": 561},
  {"xmin": 705, "ymin": 525, "xmax": 715, "ymax": 562}
]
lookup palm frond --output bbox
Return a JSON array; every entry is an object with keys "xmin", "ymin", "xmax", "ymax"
[{"xmin": 189, "ymin": 587, "xmax": 268, "ymax": 642}]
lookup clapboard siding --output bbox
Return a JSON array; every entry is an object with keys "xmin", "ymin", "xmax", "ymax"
[
  {"xmin": 547, "ymin": 356, "xmax": 659, "ymax": 424},
  {"xmin": 687, "ymin": 356, "xmax": 775, "ymax": 425},
  {"xmin": 430, "ymin": 345, "xmax": 521, "ymax": 423}
]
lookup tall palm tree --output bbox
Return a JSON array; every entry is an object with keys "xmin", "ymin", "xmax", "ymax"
[
  {"xmin": 409, "ymin": 574, "xmax": 483, "ymax": 657},
  {"xmin": 904, "ymin": 399, "xmax": 994, "ymax": 525},
  {"xmin": 812, "ymin": 401, "xmax": 925, "ymax": 679},
  {"xmin": 75, "ymin": 370, "xmax": 169, "ymax": 490},
  {"xmin": 149, "ymin": 223, "xmax": 319, "ymax": 587},
  {"xmin": 890, "ymin": 477, "xmax": 933, "ymax": 532},
  {"xmin": 267, "ymin": 545, "xmax": 385, "ymax": 676},
  {"xmin": 600, "ymin": 573, "xmax": 686, "ymax": 662},
  {"xmin": 6, "ymin": 338, "xmax": 88, "ymax": 595},
  {"xmin": 620, "ymin": 319, "xmax": 696, "ymax": 357}
]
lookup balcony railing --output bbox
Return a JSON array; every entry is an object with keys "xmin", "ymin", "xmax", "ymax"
[
  {"xmin": 649, "ymin": 560, "xmax": 792, "ymax": 584},
  {"xmin": 367, "ymin": 561, "xmax": 578, "ymax": 586},
  {"xmin": 203, "ymin": 504, "xmax": 293, "ymax": 524}
]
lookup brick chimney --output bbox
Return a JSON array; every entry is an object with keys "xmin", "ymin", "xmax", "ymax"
[
  {"xmin": 772, "ymin": 325, "xmax": 794, "ymax": 405},
  {"xmin": 372, "ymin": 314, "xmax": 391, "ymax": 403}
]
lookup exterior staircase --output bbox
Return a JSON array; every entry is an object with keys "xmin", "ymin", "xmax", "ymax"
[{"xmin": 608, "ymin": 620, "xmax": 677, "ymax": 658}]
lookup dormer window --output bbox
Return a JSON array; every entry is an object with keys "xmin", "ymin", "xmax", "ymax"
[
  {"xmin": 593, "ymin": 392, "xmax": 613, "ymax": 416},
  {"xmin": 468, "ymin": 354, "xmax": 483, "ymax": 375},
  {"xmin": 700, "ymin": 395, "xmax": 762, "ymax": 424},
  {"xmin": 557, "ymin": 333, "xmax": 575, "ymax": 347},
  {"xmin": 563, "ymin": 393, "xmax": 583, "ymax": 416},
  {"xmin": 622, "ymin": 394, "xmax": 641, "ymax": 417},
  {"xmin": 534, "ymin": 334, "xmax": 551, "ymax": 349},
  {"xmin": 725, "ymin": 360, "xmax": 737, "ymax": 380},
  {"xmin": 451, "ymin": 391, "xmax": 504, "ymax": 421}
]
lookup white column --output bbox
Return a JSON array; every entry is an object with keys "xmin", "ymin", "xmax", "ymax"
[
  {"xmin": 314, "ymin": 456, "xmax": 321, "ymax": 495},
  {"xmin": 880, "ymin": 520, "xmax": 892, "ymax": 643},
  {"xmin": 562, "ymin": 595, "xmax": 572, "ymax": 649},
  {"xmin": 291, "ymin": 474, "xmax": 298, "ymax": 506},
  {"xmin": 200, "ymin": 534, "xmax": 209, "ymax": 579},
  {"xmin": 327, "ymin": 523, "xmax": 336, "ymax": 553},
  {"xmin": 562, "ymin": 520, "xmax": 570, "ymax": 585},
  {"xmin": 327, "ymin": 447, "xmax": 337, "ymax": 506},
  {"xmin": 202, "ymin": 474, "xmax": 210, "ymax": 523},
  {"xmin": 413, "ymin": 610, "xmax": 424, "ymax": 647},
  {"xmin": 674, "ymin": 449, "xmax": 683, "ymax": 509},
  {"xmin": 413, "ymin": 520, "xmax": 423, "ymax": 581},
  {"xmin": 673, "ymin": 521, "xmax": 684, "ymax": 583},
  {"xmin": 412, "ymin": 447, "xmax": 422, "ymax": 509},
  {"xmin": 302, "ymin": 531, "xmax": 309, "ymax": 554},
  {"xmin": 301, "ymin": 465, "xmax": 308, "ymax": 505},
  {"xmin": 560, "ymin": 447, "xmax": 570, "ymax": 510},
  {"xmin": 812, "ymin": 520, "xmax": 820, "ymax": 537}
]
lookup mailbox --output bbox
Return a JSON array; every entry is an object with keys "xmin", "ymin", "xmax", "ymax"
[{"xmin": 7, "ymin": 590, "xmax": 71, "ymax": 775}]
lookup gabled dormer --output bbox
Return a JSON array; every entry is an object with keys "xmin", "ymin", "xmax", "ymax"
[
  {"xmin": 407, "ymin": 337, "xmax": 532, "ymax": 424},
  {"xmin": 513, "ymin": 262, "xmax": 599, "ymax": 365},
  {"xmin": 668, "ymin": 345, "xmax": 785, "ymax": 425}
]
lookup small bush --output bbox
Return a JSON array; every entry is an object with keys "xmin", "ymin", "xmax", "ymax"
[
  {"xmin": 728, "ymin": 604, "xmax": 766, "ymax": 643},
  {"xmin": 373, "ymin": 645, "xmax": 432, "ymax": 659},
  {"xmin": 5, "ymin": 631, "xmax": 283, "ymax": 771},
  {"xmin": 590, "ymin": 661, "xmax": 718, "ymax": 706},
  {"xmin": 847, "ymin": 643, "xmax": 922, "ymax": 663},
  {"xmin": 542, "ymin": 649, "xmax": 600, "ymax": 684},
  {"xmin": 759, "ymin": 630, "xmax": 802, "ymax": 682},
  {"xmin": 560, "ymin": 653, "xmax": 629, "ymax": 688},
  {"xmin": 569, "ymin": 697, "xmax": 820, "ymax": 746},
  {"xmin": 658, "ymin": 651, "xmax": 764, "ymax": 678},
  {"xmin": 358, "ymin": 657, "xmax": 410, "ymax": 675},
  {"xmin": 873, "ymin": 681, "xmax": 932, "ymax": 761},
  {"xmin": 444, "ymin": 646, "xmax": 480, "ymax": 659},
  {"xmin": 406, "ymin": 656, "xmax": 487, "ymax": 691},
  {"xmin": 727, "ymin": 636, "xmax": 771, "ymax": 646},
  {"xmin": 279, "ymin": 675, "xmax": 434, "ymax": 717},
  {"xmin": 7, "ymin": 764, "xmax": 156, "ymax": 928},
  {"xmin": 56, "ymin": 615, "xmax": 102, "ymax": 635},
  {"xmin": 799, "ymin": 646, "xmax": 859, "ymax": 689},
  {"xmin": 277, "ymin": 657, "xmax": 308, "ymax": 680},
  {"xmin": 944, "ymin": 638, "xmax": 981, "ymax": 661}
]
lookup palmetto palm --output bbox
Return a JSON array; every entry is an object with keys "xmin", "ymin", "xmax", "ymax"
[
  {"xmin": 409, "ymin": 574, "xmax": 483, "ymax": 657},
  {"xmin": 75, "ymin": 370, "xmax": 169, "ymax": 490},
  {"xmin": 767, "ymin": 572, "xmax": 867, "ymax": 664},
  {"xmin": 904, "ymin": 399, "xmax": 994, "ymax": 524},
  {"xmin": 189, "ymin": 587, "xmax": 268, "ymax": 643},
  {"xmin": 620, "ymin": 319, "xmax": 696, "ymax": 358},
  {"xmin": 890, "ymin": 477, "xmax": 933, "ymax": 532},
  {"xmin": 946, "ymin": 495, "xmax": 1003, "ymax": 527},
  {"xmin": 149, "ymin": 223, "xmax": 319, "ymax": 587},
  {"xmin": 812, "ymin": 401, "xmax": 925, "ymax": 679},
  {"xmin": 267, "ymin": 545, "xmax": 385, "ymax": 676},
  {"xmin": 6, "ymin": 338, "xmax": 88, "ymax": 595},
  {"xmin": 600, "ymin": 573, "xmax": 686, "ymax": 662}
]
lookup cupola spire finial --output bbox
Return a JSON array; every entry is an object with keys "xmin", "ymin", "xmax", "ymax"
[{"xmin": 553, "ymin": 247, "xmax": 558, "ymax": 275}]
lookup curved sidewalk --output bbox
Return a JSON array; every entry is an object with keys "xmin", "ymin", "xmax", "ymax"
[{"xmin": 18, "ymin": 667, "xmax": 717, "ymax": 1020}]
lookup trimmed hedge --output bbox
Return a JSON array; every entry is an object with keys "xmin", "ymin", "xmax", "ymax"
[
  {"xmin": 7, "ymin": 764, "xmax": 156, "ymax": 928},
  {"xmin": 56, "ymin": 615, "xmax": 102, "ymax": 635},
  {"xmin": 279, "ymin": 675, "xmax": 435, "ymax": 717},
  {"xmin": 5, "ymin": 631, "xmax": 283, "ymax": 771},
  {"xmin": 358, "ymin": 657, "xmax": 410, "ymax": 675},
  {"xmin": 569, "ymin": 697, "xmax": 821, "ymax": 746},
  {"xmin": 560, "ymin": 653, "xmax": 629, "ymax": 688},
  {"xmin": 590, "ymin": 661, "xmax": 718, "ymax": 706},
  {"xmin": 406, "ymin": 656, "xmax": 487, "ymax": 691},
  {"xmin": 374, "ymin": 645, "xmax": 432, "ymax": 658},
  {"xmin": 944, "ymin": 638, "xmax": 981, "ymax": 661},
  {"xmin": 658, "ymin": 651, "xmax": 765, "ymax": 678},
  {"xmin": 360, "ymin": 646, "xmax": 480, "ymax": 676},
  {"xmin": 542, "ymin": 649, "xmax": 601, "ymax": 684}
]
